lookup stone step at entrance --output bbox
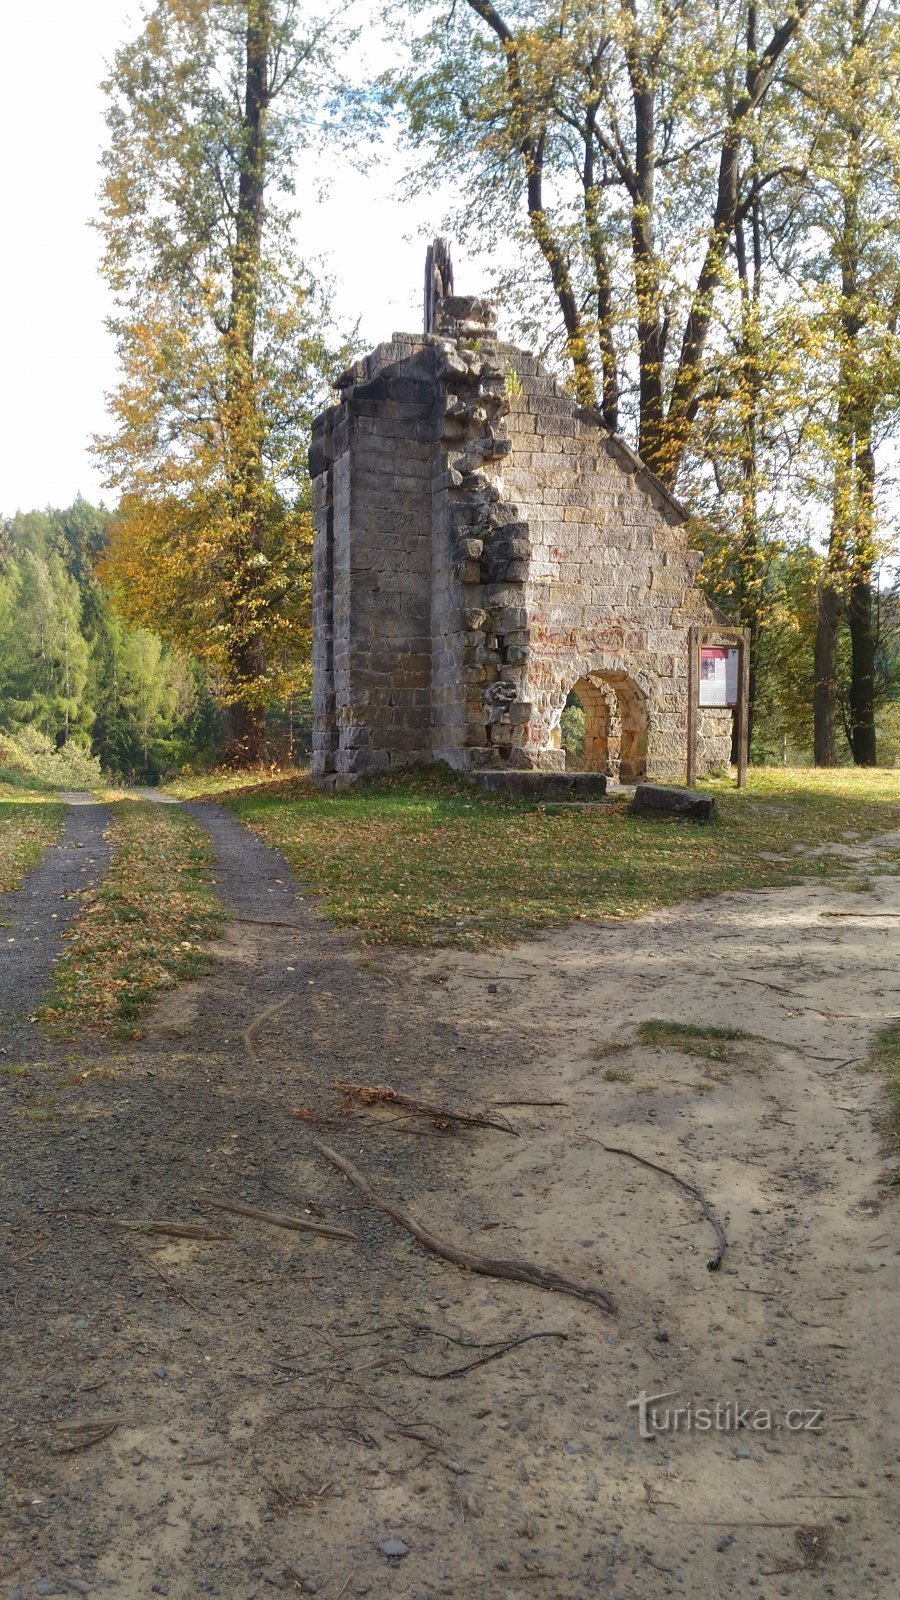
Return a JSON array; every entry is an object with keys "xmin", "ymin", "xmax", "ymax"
[{"xmin": 469, "ymin": 770, "xmax": 608, "ymax": 802}]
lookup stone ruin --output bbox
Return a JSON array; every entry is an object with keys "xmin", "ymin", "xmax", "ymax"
[{"xmin": 310, "ymin": 243, "xmax": 732, "ymax": 785}]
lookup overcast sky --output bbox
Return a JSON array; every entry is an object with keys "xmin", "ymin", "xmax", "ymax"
[{"xmin": 0, "ymin": 1, "xmax": 487, "ymax": 517}]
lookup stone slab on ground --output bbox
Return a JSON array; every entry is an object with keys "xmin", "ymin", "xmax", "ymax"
[
  {"xmin": 629, "ymin": 781, "xmax": 717, "ymax": 820},
  {"xmin": 470, "ymin": 769, "xmax": 608, "ymax": 801}
]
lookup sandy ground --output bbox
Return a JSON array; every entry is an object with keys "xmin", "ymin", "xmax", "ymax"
[{"xmin": 1, "ymin": 807, "xmax": 898, "ymax": 1600}]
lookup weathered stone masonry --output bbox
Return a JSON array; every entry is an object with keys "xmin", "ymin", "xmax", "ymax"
[{"xmin": 310, "ymin": 279, "xmax": 731, "ymax": 782}]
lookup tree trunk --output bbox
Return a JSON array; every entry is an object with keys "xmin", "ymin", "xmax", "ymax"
[
  {"xmin": 225, "ymin": 0, "xmax": 270, "ymax": 766},
  {"xmin": 731, "ymin": 118, "xmax": 764, "ymax": 761},
  {"xmin": 226, "ymin": 699, "xmax": 267, "ymax": 765},
  {"xmin": 583, "ymin": 111, "xmax": 619, "ymax": 431},
  {"xmin": 813, "ymin": 579, "xmax": 841, "ymax": 765},
  {"xmin": 847, "ymin": 428, "xmax": 877, "ymax": 765}
]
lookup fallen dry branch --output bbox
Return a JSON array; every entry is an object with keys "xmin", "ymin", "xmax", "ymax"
[
  {"xmin": 203, "ymin": 1197, "xmax": 357, "ymax": 1243},
  {"xmin": 50, "ymin": 1206, "xmax": 232, "ymax": 1241},
  {"xmin": 492, "ymin": 1098, "xmax": 569, "ymax": 1108},
  {"xmin": 242, "ymin": 994, "xmax": 294, "ymax": 1069},
  {"xmin": 311, "ymin": 1139, "xmax": 616, "ymax": 1313},
  {"xmin": 53, "ymin": 1418, "xmax": 122, "ymax": 1454},
  {"xmin": 138, "ymin": 1248, "xmax": 203, "ymax": 1313},
  {"xmin": 399, "ymin": 1329, "xmax": 568, "ymax": 1380},
  {"xmin": 332, "ymin": 1081, "xmax": 517, "ymax": 1135},
  {"xmin": 596, "ymin": 1142, "xmax": 727, "ymax": 1271}
]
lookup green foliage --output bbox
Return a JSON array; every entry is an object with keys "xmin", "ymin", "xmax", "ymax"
[
  {"xmin": 0, "ymin": 499, "xmax": 222, "ymax": 782},
  {"xmin": 636, "ymin": 1019, "xmax": 751, "ymax": 1061},
  {"xmin": 560, "ymin": 698, "xmax": 585, "ymax": 765},
  {"xmin": 0, "ymin": 729, "xmax": 104, "ymax": 791}
]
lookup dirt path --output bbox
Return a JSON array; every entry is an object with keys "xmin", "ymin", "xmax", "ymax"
[
  {"xmin": 1, "ymin": 805, "xmax": 897, "ymax": 1600},
  {"xmin": 0, "ymin": 802, "xmax": 110, "ymax": 1051}
]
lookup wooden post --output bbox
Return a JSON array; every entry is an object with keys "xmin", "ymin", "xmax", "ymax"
[
  {"xmin": 736, "ymin": 627, "xmax": 751, "ymax": 788},
  {"xmin": 686, "ymin": 625, "xmax": 698, "ymax": 787}
]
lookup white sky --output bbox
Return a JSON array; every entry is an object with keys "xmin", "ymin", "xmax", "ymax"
[{"xmin": 0, "ymin": 1, "xmax": 488, "ymax": 517}]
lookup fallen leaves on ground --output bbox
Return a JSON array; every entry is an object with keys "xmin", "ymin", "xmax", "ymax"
[
  {"xmin": 229, "ymin": 765, "xmax": 900, "ymax": 949},
  {"xmin": 42, "ymin": 801, "xmax": 222, "ymax": 1035},
  {"xmin": 0, "ymin": 794, "xmax": 66, "ymax": 893}
]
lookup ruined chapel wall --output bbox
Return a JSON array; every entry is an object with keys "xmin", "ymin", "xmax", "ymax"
[
  {"xmin": 498, "ymin": 355, "xmax": 731, "ymax": 778},
  {"xmin": 312, "ymin": 344, "xmax": 438, "ymax": 778},
  {"xmin": 311, "ymin": 306, "xmax": 733, "ymax": 784}
]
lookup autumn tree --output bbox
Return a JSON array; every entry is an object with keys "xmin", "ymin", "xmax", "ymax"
[
  {"xmin": 95, "ymin": 0, "xmax": 345, "ymax": 761},
  {"xmin": 799, "ymin": 0, "xmax": 900, "ymax": 765},
  {"xmin": 384, "ymin": 0, "xmax": 814, "ymax": 486}
]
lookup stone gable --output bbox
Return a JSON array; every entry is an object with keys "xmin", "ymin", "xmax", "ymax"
[{"xmin": 310, "ymin": 276, "xmax": 731, "ymax": 783}]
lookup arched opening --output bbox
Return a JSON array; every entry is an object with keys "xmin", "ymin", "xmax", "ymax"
[{"xmin": 560, "ymin": 673, "xmax": 648, "ymax": 781}]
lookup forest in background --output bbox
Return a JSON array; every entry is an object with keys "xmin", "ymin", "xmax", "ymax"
[{"xmin": 0, "ymin": 499, "xmax": 225, "ymax": 785}]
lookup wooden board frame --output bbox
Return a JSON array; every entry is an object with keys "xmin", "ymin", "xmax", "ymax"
[{"xmin": 686, "ymin": 625, "xmax": 751, "ymax": 789}]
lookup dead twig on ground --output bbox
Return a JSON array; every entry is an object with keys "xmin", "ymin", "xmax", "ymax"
[
  {"xmin": 491, "ymin": 1098, "xmax": 568, "ymax": 1108},
  {"xmin": 642, "ymin": 1552, "xmax": 675, "ymax": 1574},
  {"xmin": 332, "ymin": 1081, "xmax": 517, "ymax": 1135},
  {"xmin": 138, "ymin": 1248, "xmax": 203, "ymax": 1313},
  {"xmin": 10, "ymin": 1233, "xmax": 53, "ymax": 1264},
  {"xmin": 53, "ymin": 1418, "xmax": 122, "ymax": 1453},
  {"xmin": 49, "ymin": 1206, "xmax": 231, "ymax": 1241},
  {"xmin": 202, "ymin": 1197, "xmax": 357, "ymax": 1242},
  {"xmin": 243, "ymin": 994, "xmax": 293, "ymax": 1069},
  {"xmin": 396, "ymin": 1329, "xmax": 568, "ymax": 1380},
  {"xmin": 594, "ymin": 1142, "xmax": 728, "ymax": 1271},
  {"xmin": 761, "ymin": 1525, "xmax": 831, "ymax": 1575},
  {"xmin": 311, "ymin": 1139, "xmax": 616, "ymax": 1313}
]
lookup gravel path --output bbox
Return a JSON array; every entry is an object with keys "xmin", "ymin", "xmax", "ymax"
[{"xmin": 0, "ymin": 802, "xmax": 110, "ymax": 1049}]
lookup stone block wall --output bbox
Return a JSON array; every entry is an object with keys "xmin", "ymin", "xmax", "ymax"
[
  {"xmin": 310, "ymin": 339, "xmax": 440, "ymax": 778},
  {"xmin": 496, "ymin": 355, "xmax": 731, "ymax": 777},
  {"xmin": 309, "ymin": 294, "xmax": 733, "ymax": 782}
]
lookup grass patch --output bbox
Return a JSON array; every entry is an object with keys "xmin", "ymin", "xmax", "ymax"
[
  {"xmin": 42, "ymin": 800, "xmax": 223, "ymax": 1036},
  {"xmin": 163, "ymin": 766, "xmax": 303, "ymax": 801},
  {"xmin": 0, "ymin": 791, "xmax": 66, "ymax": 892},
  {"xmin": 869, "ymin": 1021, "xmax": 900, "ymax": 1151},
  {"xmin": 226, "ymin": 764, "xmax": 900, "ymax": 949},
  {"xmin": 637, "ymin": 1019, "xmax": 752, "ymax": 1062}
]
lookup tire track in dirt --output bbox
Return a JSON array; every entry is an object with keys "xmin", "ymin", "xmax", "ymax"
[{"xmin": 0, "ymin": 799, "xmax": 111, "ymax": 1046}]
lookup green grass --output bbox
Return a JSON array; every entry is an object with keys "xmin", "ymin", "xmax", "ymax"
[
  {"xmin": 163, "ymin": 766, "xmax": 302, "ymax": 801},
  {"xmin": 869, "ymin": 1021, "xmax": 900, "ymax": 1151},
  {"xmin": 0, "ymin": 790, "xmax": 66, "ymax": 892},
  {"xmin": 637, "ymin": 1019, "xmax": 752, "ymax": 1061},
  {"xmin": 225, "ymin": 764, "xmax": 900, "ymax": 949},
  {"xmin": 42, "ymin": 799, "xmax": 223, "ymax": 1036}
]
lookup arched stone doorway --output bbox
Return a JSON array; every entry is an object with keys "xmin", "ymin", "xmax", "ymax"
[{"xmin": 563, "ymin": 672, "xmax": 649, "ymax": 782}]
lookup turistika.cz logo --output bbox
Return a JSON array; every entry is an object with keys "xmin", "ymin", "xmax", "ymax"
[{"xmin": 628, "ymin": 1389, "xmax": 825, "ymax": 1440}]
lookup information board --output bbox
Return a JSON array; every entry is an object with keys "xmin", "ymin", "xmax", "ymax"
[{"xmin": 699, "ymin": 645, "xmax": 740, "ymax": 708}]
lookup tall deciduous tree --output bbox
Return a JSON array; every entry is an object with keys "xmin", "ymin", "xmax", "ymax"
[
  {"xmin": 385, "ymin": 0, "xmax": 813, "ymax": 485},
  {"xmin": 95, "ymin": 0, "xmax": 345, "ymax": 761},
  {"xmin": 803, "ymin": 0, "xmax": 900, "ymax": 765}
]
